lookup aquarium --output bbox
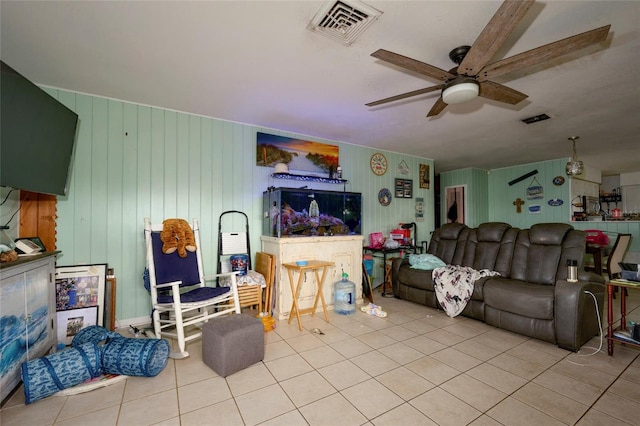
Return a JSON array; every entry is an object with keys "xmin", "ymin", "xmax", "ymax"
[{"xmin": 263, "ymin": 188, "xmax": 362, "ymax": 237}]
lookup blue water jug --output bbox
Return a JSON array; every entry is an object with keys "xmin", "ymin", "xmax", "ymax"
[{"xmin": 334, "ymin": 272, "xmax": 356, "ymax": 315}]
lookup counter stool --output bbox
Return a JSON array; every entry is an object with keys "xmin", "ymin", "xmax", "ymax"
[{"xmin": 202, "ymin": 314, "xmax": 264, "ymax": 377}]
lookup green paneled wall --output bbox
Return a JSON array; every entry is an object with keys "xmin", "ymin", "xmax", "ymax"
[
  {"xmin": 488, "ymin": 159, "xmax": 571, "ymax": 228},
  {"xmin": 442, "ymin": 159, "xmax": 639, "ymax": 257},
  {"xmin": 441, "ymin": 159, "xmax": 579, "ymax": 228},
  {"xmin": 439, "ymin": 168, "xmax": 489, "ymax": 227},
  {"xmin": 43, "ymin": 88, "xmax": 434, "ymax": 321}
]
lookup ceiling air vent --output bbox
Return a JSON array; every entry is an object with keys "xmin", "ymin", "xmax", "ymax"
[
  {"xmin": 307, "ymin": 0, "xmax": 382, "ymax": 46},
  {"xmin": 521, "ymin": 113, "xmax": 551, "ymax": 124}
]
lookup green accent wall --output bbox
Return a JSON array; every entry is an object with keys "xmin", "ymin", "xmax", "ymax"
[
  {"xmin": 488, "ymin": 159, "xmax": 571, "ymax": 228},
  {"xmin": 439, "ymin": 168, "xmax": 489, "ymax": 227},
  {"xmin": 442, "ymin": 159, "xmax": 571, "ymax": 229},
  {"xmin": 42, "ymin": 88, "xmax": 435, "ymax": 321},
  {"xmin": 442, "ymin": 159, "xmax": 639, "ymax": 255}
]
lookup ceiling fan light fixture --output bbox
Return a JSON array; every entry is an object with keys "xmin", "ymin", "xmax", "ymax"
[
  {"xmin": 565, "ymin": 136, "xmax": 584, "ymax": 176},
  {"xmin": 442, "ymin": 80, "xmax": 479, "ymax": 105}
]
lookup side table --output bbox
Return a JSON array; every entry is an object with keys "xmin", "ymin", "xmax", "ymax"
[
  {"xmin": 283, "ymin": 260, "xmax": 334, "ymax": 331},
  {"xmin": 363, "ymin": 245, "xmax": 420, "ymax": 297},
  {"xmin": 606, "ymin": 279, "xmax": 640, "ymax": 355}
]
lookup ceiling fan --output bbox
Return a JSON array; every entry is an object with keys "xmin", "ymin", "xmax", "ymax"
[{"xmin": 366, "ymin": 0, "xmax": 610, "ymax": 117}]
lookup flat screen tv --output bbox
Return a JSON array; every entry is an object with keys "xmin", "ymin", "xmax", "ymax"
[{"xmin": 1, "ymin": 60, "xmax": 79, "ymax": 196}]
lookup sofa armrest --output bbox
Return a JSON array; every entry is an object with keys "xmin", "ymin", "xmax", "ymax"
[
  {"xmin": 554, "ymin": 279, "xmax": 605, "ymax": 352},
  {"xmin": 578, "ymin": 270, "xmax": 604, "ymax": 284},
  {"xmin": 391, "ymin": 258, "xmax": 409, "ymax": 294}
]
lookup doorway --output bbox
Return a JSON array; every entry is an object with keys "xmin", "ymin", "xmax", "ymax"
[{"xmin": 444, "ymin": 185, "xmax": 466, "ymax": 224}]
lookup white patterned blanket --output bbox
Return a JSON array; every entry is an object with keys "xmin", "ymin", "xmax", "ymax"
[{"xmin": 432, "ymin": 265, "xmax": 500, "ymax": 318}]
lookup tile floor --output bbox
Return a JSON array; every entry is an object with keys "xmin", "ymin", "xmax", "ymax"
[{"xmin": 2, "ymin": 290, "xmax": 639, "ymax": 426}]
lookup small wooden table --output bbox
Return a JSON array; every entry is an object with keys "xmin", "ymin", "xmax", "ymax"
[
  {"xmin": 606, "ymin": 279, "xmax": 640, "ymax": 355},
  {"xmin": 283, "ymin": 260, "xmax": 334, "ymax": 331}
]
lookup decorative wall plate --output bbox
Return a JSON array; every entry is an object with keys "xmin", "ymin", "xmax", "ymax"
[
  {"xmin": 378, "ymin": 188, "xmax": 392, "ymax": 206},
  {"xmin": 370, "ymin": 153, "xmax": 388, "ymax": 176},
  {"xmin": 548, "ymin": 198, "xmax": 564, "ymax": 206},
  {"xmin": 552, "ymin": 176, "xmax": 565, "ymax": 186}
]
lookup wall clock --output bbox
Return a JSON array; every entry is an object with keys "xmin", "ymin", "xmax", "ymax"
[{"xmin": 370, "ymin": 153, "xmax": 388, "ymax": 176}]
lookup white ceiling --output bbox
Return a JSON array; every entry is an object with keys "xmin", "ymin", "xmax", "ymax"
[{"xmin": 1, "ymin": 1, "xmax": 638, "ymax": 175}]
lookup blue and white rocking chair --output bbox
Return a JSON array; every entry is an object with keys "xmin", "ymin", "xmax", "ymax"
[{"xmin": 144, "ymin": 218, "xmax": 241, "ymax": 359}]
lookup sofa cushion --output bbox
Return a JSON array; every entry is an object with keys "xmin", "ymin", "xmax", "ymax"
[
  {"xmin": 511, "ymin": 229, "xmax": 564, "ymax": 285},
  {"xmin": 427, "ymin": 223, "xmax": 469, "ymax": 265},
  {"xmin": 462, "ymin": 223, "xmax": 518, "ymax": 276},
  {"xmin": 439, "ymin": 222, "xmax": 468, "ymax": 240},
  {"xmin": 469, "ymin": 276, "xmax": 490, "ymax": 301},
  {"xmin": 484, "ymin": 278, "xmax": 555, "ymax": 320},
  {"xmin": 529, "ymin": 223, "xmax": 572, "ymax": 245},
  {"xmin": 397, "ymin": 264, "xmax": 435, "ymax": 292}
]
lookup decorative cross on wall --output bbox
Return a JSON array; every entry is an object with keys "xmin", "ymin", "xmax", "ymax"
[{"xmin": 513, "ymin": 198, "xmax": 525, "ymax": 213}]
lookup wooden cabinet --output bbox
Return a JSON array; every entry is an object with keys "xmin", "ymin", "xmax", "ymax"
[
  {"xmin": 0, "ymin": 253, "xmax": 57, "ymax": 402},
  {"xmin": 261, "ymin": 236, "xmax": 363, "ymax": 320}
]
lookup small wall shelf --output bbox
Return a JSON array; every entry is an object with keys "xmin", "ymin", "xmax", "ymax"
[
  {"xmin": 271, "ymin": 173, "xmax": 348, "ymax": 187},
  {"xmin": 600, "ymin": 194, "xmax": 622, "ymax": 204}
]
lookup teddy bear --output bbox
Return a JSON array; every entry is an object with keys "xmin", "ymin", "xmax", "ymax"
[
  {"xmin": 0, "ymin": 249, "xmax": 18, "ymax": 263},
  {"xmin": 160, "ymin": 219, "xmax": 197, "ymax": 258}
]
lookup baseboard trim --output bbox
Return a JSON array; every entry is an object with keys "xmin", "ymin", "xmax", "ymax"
[{"xmin": 116, "ymin": 315, "xmax": 152, "ymax": 330}]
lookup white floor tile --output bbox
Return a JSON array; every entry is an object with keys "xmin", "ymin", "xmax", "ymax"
[{"xmin": 1, "ymin": 297, "xmax": 638, "ymax": 426}]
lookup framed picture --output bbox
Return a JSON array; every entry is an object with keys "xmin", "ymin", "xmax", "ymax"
[
  {"xmin": 395, "ymin": 178, "xmax": 413, "ymax": 199},
  {"xmin": 15, "ymin": 236, "xmax": 46, "ymax": 252},
  {"xmin": 256, "ymin": 132, "xmax": 339, "ymax": 176},
  {"xmin": 55, "ymin": 264, "xmax": 106, "ymax": 326},
  {"xmin": 56, "ymin": 306, "xmax": 98, "ymax": 346},
  {"xmin": 419, "ymin": 164, "xmax": 430, "ymax": 189}
]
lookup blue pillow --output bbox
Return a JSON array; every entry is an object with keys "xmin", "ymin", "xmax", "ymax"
[{"xmin": 408, "ymin": 254, "xmax": 446, "ymax": 270}]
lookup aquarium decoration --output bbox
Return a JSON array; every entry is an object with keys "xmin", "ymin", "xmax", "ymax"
[{"xmin": 256, "ymin": 132, "xmax": 339, "ymax": 175}]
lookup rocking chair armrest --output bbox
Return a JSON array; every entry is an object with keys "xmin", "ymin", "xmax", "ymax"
[{"xmin": 154, "ymin": 280, "xmax": 183, "ymax": 289}]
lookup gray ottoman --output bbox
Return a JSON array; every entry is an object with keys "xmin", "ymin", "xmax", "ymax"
[{"xmin": 202, "ymin": 314, "xmax": 264, "ymax": 377}]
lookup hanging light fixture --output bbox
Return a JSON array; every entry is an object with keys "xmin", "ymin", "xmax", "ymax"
[
  {"xmin": 565, "ymin": 136, "xmax": 584, "ymax": 176},
  {"xmin": 442, "ymin": 78, "xmax": 480, "ymax": 105}
]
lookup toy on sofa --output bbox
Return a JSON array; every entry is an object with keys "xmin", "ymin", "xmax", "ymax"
[{"xmin": 160, "ymin": 218, "xmax": 196, "ymax": 258}]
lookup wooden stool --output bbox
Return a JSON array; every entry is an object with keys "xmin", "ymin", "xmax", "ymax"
[{"xmin": 382, "ymin": 257, "xmax": 400, "ymax": 297}]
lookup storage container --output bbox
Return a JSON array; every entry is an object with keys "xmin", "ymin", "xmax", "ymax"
[
  {"xmin": 230, "ymin": 254, "xmax": 249, "ymax": 276},
  {"xmin": 263, "ymin": 188, "xmax": 361, "ymax": 237},
  {"xmin": 334, "ymin": 273, "xmax": 356, "ymax": 315}
]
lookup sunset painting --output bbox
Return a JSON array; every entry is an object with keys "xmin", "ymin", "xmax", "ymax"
[{"xmin": 256, "ymin": 132, "xmax": 339, "ymax": 175}]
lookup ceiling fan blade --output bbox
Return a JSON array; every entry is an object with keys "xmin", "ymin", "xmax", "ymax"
[
  {"xmin": 479, "ymin": 81, "xmax": 528, "ymax": 105},
  {"xmin": 458, "ymin": 0, "xmax": 535, "ymax": 76},
  {"xmin": 427, "ymin": 97, "xmax": 448, "ymax": 117},
  {"xmin": 371, "ymin": 49, "xmax": 455, "ymax": 81},
  {"xmin": 478, "ymin": 25, "xmax": 611, "ymax": 81},
  {"xmin": 366, "ymin": 85, "xmax": 443, "ymax": 107}
]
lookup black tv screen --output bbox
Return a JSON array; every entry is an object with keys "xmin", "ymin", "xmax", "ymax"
[{"xmin": 1, "ymin": 60, "xmax": 78, "ymax": 196}]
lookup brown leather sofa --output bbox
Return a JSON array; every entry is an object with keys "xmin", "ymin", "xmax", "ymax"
[{"xmin": 391, "ymin": 222, "xmax": 605, "ymax": 352}]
